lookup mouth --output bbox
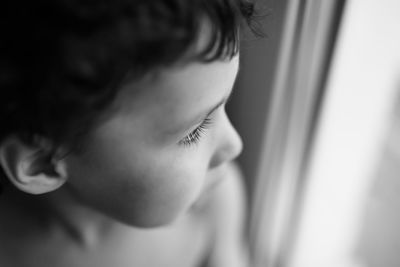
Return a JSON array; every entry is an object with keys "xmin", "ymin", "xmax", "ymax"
[
  {"xmin": 189, "ymin": 168, "xmax": 226, "ymax": 213},
  {"xmin": 202, "ymin": 165, "xmax": 228, "ymax": 196},
  {"xmin": 205, "ymin": 176, "xmax": 224, "ymax": 194}
]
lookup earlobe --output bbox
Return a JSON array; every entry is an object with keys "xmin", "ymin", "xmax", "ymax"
[{"xmin": 0, "ymin": 136, "xmax": 68, "ymax": 195}]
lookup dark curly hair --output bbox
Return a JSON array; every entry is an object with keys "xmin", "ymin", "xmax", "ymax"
[{"xmin": 0, "ymin": 0, "xmax": 258, "ymax": 189}]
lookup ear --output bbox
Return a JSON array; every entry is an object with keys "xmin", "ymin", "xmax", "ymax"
[{"xmin": 0, "ymin": 136, "xmax": 68, "ymax": 194}]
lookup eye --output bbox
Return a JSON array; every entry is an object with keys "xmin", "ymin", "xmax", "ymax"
[{"xmin": 179, "ymin": 117, "xmax": 213, "ymax": 147}]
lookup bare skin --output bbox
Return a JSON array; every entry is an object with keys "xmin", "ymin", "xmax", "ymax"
[
  {"xmin": 0, "ymin": 162, "xmax": 247, "ymax": 267},
  {"xmin": 0, "ymin": 24, "xmax": 247, "ymax": 266}
]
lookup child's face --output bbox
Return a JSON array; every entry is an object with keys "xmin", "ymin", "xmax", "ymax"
[{"xmin": 63, "ymin": 55, "xmax": 242, "ymax": 227}]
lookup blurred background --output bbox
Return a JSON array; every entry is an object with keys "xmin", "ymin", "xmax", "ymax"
[{"xmin": 227, "ymin": 0, "xmax": 400, "ymax": 266}]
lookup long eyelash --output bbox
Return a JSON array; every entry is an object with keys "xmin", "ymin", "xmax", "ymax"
[{"xmin": 180, "ymin": 117, "xmax": 213, "ymax": 147}]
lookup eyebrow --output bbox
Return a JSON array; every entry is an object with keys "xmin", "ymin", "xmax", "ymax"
[
  {"xmin": 189, "ymin": 69, "xmax": 239, "ymax": 128},
  {"xmin": 203, "ymin": 64, "xmax": 240, "ymax": 118},
  {"xmin": 205, "ymin": 91, "xmax": 233, "ymax": 118},
  {"xmin": 182, "ymin": 86, "xmax": 234, "ymax": 132}
]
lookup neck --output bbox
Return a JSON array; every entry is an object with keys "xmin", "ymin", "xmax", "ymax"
[{"xmin": 0, "ymin": 185, "xmax": 122, "ymax": 248}]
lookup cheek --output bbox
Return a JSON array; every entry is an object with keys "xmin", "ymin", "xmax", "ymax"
[
  {"xmin": 125, "ymin": 153, "xmax": 208, "ymax": 225},
  {"xmin": 65, "ymin": 147, "xmax": 208, "ymax": 227}
]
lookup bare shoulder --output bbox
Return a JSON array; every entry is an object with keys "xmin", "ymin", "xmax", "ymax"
[{"xmin": 193, "ymin": 161, "xmax": 250, "ymax": 267}]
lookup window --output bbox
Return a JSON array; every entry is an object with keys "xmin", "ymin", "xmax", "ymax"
[{"xmin": 230, "ymin": 0, "xmax": 400, "ymax": 266}]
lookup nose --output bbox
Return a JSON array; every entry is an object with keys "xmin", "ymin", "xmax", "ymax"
[{"xmin": 209, "ymin": 114, "xmax": 243, "ymax": 169}]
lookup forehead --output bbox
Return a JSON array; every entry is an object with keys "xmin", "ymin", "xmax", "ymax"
[
  {"xmin": 113, "ymin": 56, "xmax": 239, "ymax": 117},
  {"xmin": 114, "ymin": 18, "xmax": 240, "ymax": 111}
]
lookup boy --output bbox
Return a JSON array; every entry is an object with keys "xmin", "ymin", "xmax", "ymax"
[{"xmin": 0, "ymin": 1, "xmax": 257, "ymax": 266}]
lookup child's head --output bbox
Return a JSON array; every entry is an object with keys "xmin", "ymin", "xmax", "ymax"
[{"xmin": 0, "ymin": 0, "xmax": 256, "ymax": 227}]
